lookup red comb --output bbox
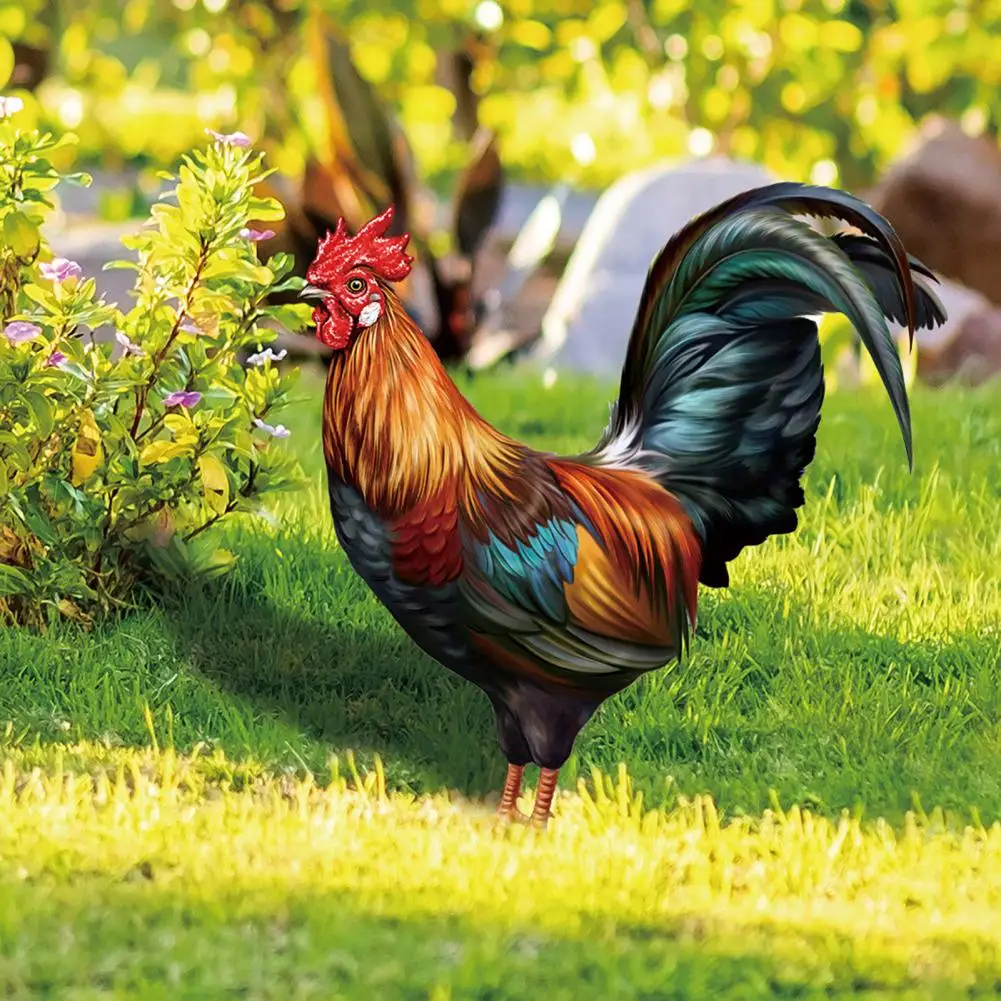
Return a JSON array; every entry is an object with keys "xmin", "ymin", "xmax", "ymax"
[{"xmin": 307, "ymin": 205, "xmax": 414, "ymax": 286}]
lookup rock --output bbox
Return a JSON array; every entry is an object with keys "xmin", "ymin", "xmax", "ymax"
[
  {"xmin": 866, "ymin": 117, "xmax": 1001, "ymax": 307},
  {"xmin": 913, "ymin": 278, "xmax": 1001, "ymax": 386},
  {"xmin": 535, "ymin": 158, "xmax": 776, "ymax": 376}
]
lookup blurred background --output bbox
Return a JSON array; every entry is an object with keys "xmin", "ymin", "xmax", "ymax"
[{"xmin": 4, "ymin": 0, "xmax": 1001, "ymax": 382}]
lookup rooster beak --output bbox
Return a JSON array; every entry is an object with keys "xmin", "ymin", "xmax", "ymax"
[{"xmin": 299, "ymin": 284, "xmax": 328, "ymax": 302}]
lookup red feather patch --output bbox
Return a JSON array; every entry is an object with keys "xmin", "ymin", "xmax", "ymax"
[{"xmin": 390, "ymin": 490, "xmax": 463, "ymax": 587}]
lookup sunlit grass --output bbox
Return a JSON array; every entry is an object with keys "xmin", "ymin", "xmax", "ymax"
[
  {"xmin": 3, "ymin": 745, "xmax": 1001, "ymax": 997},
  {"xmin": 2, "ymin": 365, "xmax": 1000, "ymax": 996}
]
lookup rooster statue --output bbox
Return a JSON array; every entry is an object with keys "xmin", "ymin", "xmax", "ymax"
[{"xmin": 302, "ymin": 184, "xmax": 945, "ymax": 827}]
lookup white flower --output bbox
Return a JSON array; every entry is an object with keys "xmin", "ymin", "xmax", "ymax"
[
  {"xmin": 245, "ymin": 346, "xmax": 288, "ymax": 366},
  {"xmin": 115, "ymin": 330, "xmax": 145, "ymax": 357},
  {"xmin": 0, "ymin": 96, "xmax": 25, "ymax": 119},
  {"xmin": 253, "ymin": 418, "xmax": 291, "ymax": 439}
]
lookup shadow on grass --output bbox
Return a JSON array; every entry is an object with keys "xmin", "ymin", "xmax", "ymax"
[
  {"xmin": 155, "ymin": 539, "xmax": 503, "ymax": 797},
  {"xmin": 145, "ymin": 531, "xmax": 1001, "ymax": 821}
]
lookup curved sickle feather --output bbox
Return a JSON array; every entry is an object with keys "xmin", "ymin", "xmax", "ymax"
[{"xmin": 618, "ymin": 182, "xmax": 918, "ymax": 406}]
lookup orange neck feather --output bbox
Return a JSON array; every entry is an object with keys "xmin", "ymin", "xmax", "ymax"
[{"xmin": 322, "ymin": 289, "xmax": 523, "ymax": 514}]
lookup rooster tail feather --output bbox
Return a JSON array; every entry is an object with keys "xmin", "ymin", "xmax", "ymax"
[{"xmin": 591, "ymin": 183, "xmax": 946, "ymax": 588}]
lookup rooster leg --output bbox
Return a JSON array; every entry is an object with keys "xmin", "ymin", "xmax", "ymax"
[
  {"xmin": 496, "ymin": 763, "xmax": 530, "ymax": 822},
  {"xmin": 530, "ymin": 768, "xmax": 560, "ymax": 829}
]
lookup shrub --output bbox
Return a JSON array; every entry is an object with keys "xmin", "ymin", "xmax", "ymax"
[{"xmin": 0, "ymin": 110, "xmax": 308, "ymax": 628}]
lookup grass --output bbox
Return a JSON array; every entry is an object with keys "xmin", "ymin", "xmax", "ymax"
[{"xmin": 2, "ymin": 364, "xmax": 1001, "ymax": 997}]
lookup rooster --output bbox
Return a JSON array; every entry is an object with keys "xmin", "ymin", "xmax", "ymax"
[{"xmin": 302, "ymin": 185, "xmax": 945, "ymax": 826}]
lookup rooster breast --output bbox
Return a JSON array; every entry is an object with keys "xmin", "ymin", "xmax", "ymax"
[{"xmin": 326, "ymin": 478, "xmax": 472, "ymax": 674}]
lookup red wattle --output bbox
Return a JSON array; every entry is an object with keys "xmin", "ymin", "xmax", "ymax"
[{"xmin": 314, "ymin": 300, "xmax": 353, "ymax": 350}]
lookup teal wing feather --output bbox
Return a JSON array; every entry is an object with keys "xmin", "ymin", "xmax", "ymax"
[
  {"xmin": 470, "ymin": 516, "xmax": 578, "ymax": 624},
  {"xmin": 458, "ymin": 482, "xmax": 674, "ymax": 679}
]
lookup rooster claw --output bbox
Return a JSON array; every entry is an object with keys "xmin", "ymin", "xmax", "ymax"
[{"xmin": 496, "ymin": 805, "xmax": 531, "ymax": 825}]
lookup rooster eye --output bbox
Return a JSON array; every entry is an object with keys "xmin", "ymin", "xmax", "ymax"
[{"xmin": 346, "ymin": 277, "xmax": 366, "ymax": 294}]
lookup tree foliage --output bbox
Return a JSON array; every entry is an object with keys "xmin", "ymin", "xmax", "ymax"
[{"xmin": 1, "ymin": 1, "xmax": 999, "ymax": 193}]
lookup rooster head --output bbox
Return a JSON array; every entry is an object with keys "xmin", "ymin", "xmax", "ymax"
[{"xmin": 301, "ymin": 205, "xmax": 414, "ymax": 350}]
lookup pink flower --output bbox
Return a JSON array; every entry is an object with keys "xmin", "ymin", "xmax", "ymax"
[
  {"xmin": 253, "ymin": 417, "xmax": 291, "ymax": 439},
  {"xmin": 246, "ymin": 346, "xmax": 287, "ymax": 366},
  {"xmin": 40, "ymin": 257, "xmax": 83, "ymax": 283},
  {"xmin": 164, "ymin": 390, "xmax": 201, "ymax": 408},
  {"xmin": 3, "ymin": 321, "xmax": 41, "ymax": 344},
  {"xmin": 205, "ymin": 129, "xmax": 252, "ymax": 148},
  {"xmin": 240, "ymin": 227, "xmax": 275, "ymax": 243},
  {"xmin": 0, "ymin": 96, "xmax": 24, "ymax": 118},
  {"xmin": 44, "ymin": 350, "xmax": 68, "ymax": 368},
  {"xmin": 179, "ymin": 318, "xmax": 202, "ymax": 334},
  {"xmin": 115, "ymin": 330, "xmax": 145, "ymax": 357}
]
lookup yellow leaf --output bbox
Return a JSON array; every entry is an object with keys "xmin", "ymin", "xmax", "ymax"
[
  {"xmin": 140, "ymin": 440, "xmax": 192, "ymax": 465},
  {"xmin": 246, "ymin": 196, "xmax": 287, "ymax": 223},
  {"xmin": 3, "ymin": 210, "xmax": 40, "ymax": 257},
  {"xmin": 71, "ymin": 410, "xmax": 104, "ymax": 486},
  {"xmin": 198, "ymin": 453, "xmax": 230, "ymax": 515},
  {"xmin": 163, "ymin": 413, "xmax": 198, "ymax": 440},
  {"xmin": 57, "ymin": 597, "xmax": 93, "ymax": 629}
]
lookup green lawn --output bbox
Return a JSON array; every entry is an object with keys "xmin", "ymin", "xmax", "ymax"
[{"xmin": 2, "ymin": 365, "xmax": 1000, "ymax": 998}]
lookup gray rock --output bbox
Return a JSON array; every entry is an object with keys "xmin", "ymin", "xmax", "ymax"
[
  {"xmin": 535, "ymin": 158, "xmax": 776, "ymax": 376},
  {"xmin": 912, "ymin": 277, "xmax": 1001, "ymax": 386}
]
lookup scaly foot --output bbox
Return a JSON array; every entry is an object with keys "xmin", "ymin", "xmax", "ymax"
[
  {"xmin": 495, "ymin": 763, "xmax": 528, "ymax": 823},
  {"xmin": 529, "ymin": 767, "xmax": 559, "ymax": 830}
]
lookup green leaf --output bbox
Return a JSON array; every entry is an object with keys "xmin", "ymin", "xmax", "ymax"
[
  {"xmin": 58, "ymin": 361, "xmax": 92, "ymax": 384},
  {"xmin": 21, "ymin": 284, "xmax": 58, "ymax": 311},
  {"xmin": 24, "ymin": 391, "xmax": 54, "ymax": 438},
  {"xmin": 202, "ymin": 251, "xmax": 274, "ymax": 285},
  {"xmin": 200, "ymin": 385, "xmax": 239, "ymax": 410},
  {"xmin": 0, "ymin": 564, "xmax": 31, "ymax": 598},
  {"xmin": 0, "ymin": 431, "xmax": 31, "ymax": 470},
  {"xmin": 20, "ymin": 503, "xmax": 57, "ymax": 546},
  {"xmin": 268, "ymin": 275, "xmax": 308, "ymax": 296},
  {"xmin": 61, "ymin": 172, "xmax": 93, "ymax": 188},
  {"xmin": 587, "ymin": 2, "xmax": 627, "ymax": 43},
  {"xmin": 18, "ymin": 189, "xmax": 55, "ymax": 207},
  {"xmin": 264, "ymin": 302, "xmax": 313, "ymax": 333},
  {"xmin": 267, "ymin": 253, "xmax": 297, "ymax": 280}
]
